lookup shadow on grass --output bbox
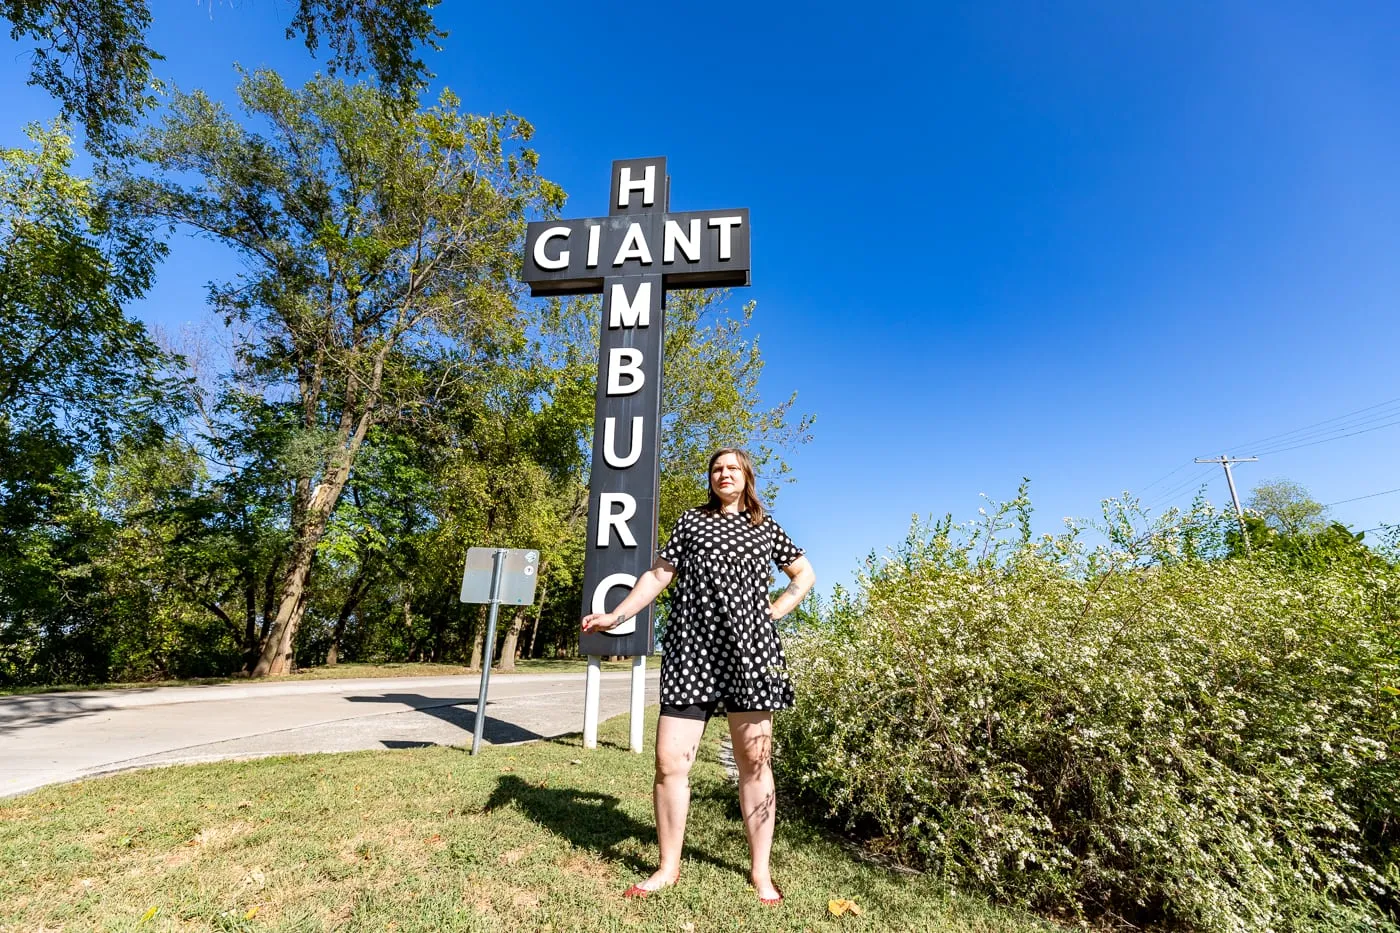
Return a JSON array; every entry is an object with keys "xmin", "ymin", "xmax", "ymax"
[
  {"xmin": 485, "ymin": 774, "xmax": 746, "ymax": 876},
  {"xmin": 346, "ymin": 694, "xmax": 543, "ymax": 745}
]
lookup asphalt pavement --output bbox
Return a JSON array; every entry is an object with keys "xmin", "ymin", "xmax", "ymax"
[{"xmin": 0, "ymin": 670, "xmax": 659, "ymax": 798}]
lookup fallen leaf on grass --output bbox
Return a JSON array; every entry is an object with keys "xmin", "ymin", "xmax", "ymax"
[
  {"xmin": 828, "ymin": 898, "xmax": 863, "ymax": 917},
  {"xmin": 138, "ymin": 905, "xmax": 160, "ymax": 924},
  {"xmin": 425, "ymin": 834, "xmax": 442, "ymax": 844},
  {"xmin": 244, "ymin": 905, "xmax": 260, "ymax": 919}
]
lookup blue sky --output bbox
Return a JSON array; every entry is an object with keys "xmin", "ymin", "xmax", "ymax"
[{"xmin": 4, "ymin": 1, "xmax": 1398, "ymax": 591}]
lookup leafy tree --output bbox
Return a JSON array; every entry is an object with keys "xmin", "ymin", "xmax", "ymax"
[
  {"xmin": 1247, "ymin": 478, "xmax": 1327, "ymax": 536},
  {"xmin": 126, "ymin": 70, "xmax": 564, "ymax": 675},
  {"xmin": 0, "ymin": 121, "xmax": 181, "ymax": 686},
  {"xmin": 1227, "ymin": 479, "xmax": 1384, "ymax": 569},
  {"xmin": 2, "ymin": 0, "xmax": 443, "ymax": 150},
  {"xmin": 0, "ymin": 121, "xmax": 170, "ymax": 444}
]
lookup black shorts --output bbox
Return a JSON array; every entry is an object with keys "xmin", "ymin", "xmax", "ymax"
[{"xmin": 659, "ymin": 699, "xmax": 768, "ymax": 722}]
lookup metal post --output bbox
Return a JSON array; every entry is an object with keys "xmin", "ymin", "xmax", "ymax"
[
  {"xmin": 471, "ymin": 548, "xmax": 506, "ymax": 755},
  {"xmin": 583, "ymin": 655, "xmax": 602, "ymax": 749},
  {"xmin": 1221, "ymin": 456, "xmax": 1248, "ymax": 552},
  {"xmin": 1196, "ymin": 454, "xmax": 1258, "ymax": 554},
  {"xmin": 629, "ymin": 654, "xmax": 646, "ymax": 753}
]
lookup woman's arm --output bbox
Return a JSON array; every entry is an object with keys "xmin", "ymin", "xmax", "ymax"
[
  {"xmin": 581, "ymin": 557, "xmax": 678, "ymax": 632},
  {"xmin": 769, "ymin": 556, "xmax": 816, "ymax": 621}
]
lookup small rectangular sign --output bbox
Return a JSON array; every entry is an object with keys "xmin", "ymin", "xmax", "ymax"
[{"xmin": 459, "ymin": 547, "xmax": 540, "ymax": 606}]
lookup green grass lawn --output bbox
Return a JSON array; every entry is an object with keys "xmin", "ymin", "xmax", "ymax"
[
  {"xmin": 0, "ymin": 658, "xmax": 647, "ymax": 696},
  {"xmin": 0, "ymin": 710, "xmax": 1052, "ymax": 932}
]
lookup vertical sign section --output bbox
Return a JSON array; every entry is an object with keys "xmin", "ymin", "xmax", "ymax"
[
  {"xmin": 521, "ymin": 156, "xmax": 751, "ymax": 659},
  {"xmin": 580, "ymin": 273, "xmax": 663, "ymax": 657}
]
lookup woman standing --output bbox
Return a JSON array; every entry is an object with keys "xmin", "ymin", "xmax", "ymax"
[{"xmin": 582, "ymin": 448, "xmax": 816, "ymax": 904}]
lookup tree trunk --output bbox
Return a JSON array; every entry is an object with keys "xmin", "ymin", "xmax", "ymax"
[
  {"xmin": 251, "ymin": 469, "xmax": 353, "ymax": 676},
  {"xmin": 524, "ymin": 563, "xmax": 549, "ymax": 661},
  {"xmin": 469, "ymin": 606, "xmax": 485, "ymax": 670},
  {"xmin": 496, "ymin": 608, "xmax": 527, "ymax": 672}
]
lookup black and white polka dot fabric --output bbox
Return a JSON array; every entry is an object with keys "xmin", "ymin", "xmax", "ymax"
[{"xmin": 656, "ymin": 508, "xmax": 805, "ymax": 711}]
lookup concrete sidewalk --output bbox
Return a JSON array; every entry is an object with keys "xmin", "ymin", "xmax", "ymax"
[{"xmin": 0, "ymin": 670, "xmax": 659, "ymax": 798}]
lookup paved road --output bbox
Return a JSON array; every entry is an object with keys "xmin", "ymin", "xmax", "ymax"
[{"xmin": 0, "ymin": 670, "xmax": 659, "ymax": 798}]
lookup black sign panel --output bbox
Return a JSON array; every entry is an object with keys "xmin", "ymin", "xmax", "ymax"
[
  {"xmin": 578, "ymin": 274, "xmax": 664, "ymax": 657},
  {"xmin": 523, "ymin": 213, "xmax": 751, "ymax": 295},
  {"xmin": 520, "ymin": 158, "xmax": 751, "ymax": 657}
]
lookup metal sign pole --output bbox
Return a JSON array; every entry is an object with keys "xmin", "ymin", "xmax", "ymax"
[{"xmin": 471, "ymin": 548, "xmax": 506, "ymax": 755}]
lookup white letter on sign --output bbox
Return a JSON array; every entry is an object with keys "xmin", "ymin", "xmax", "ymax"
[
  {"xmin": 617, "ymin": 165, "xmax": 655, "ymax": 209},
  {"xmin": 603, "ymin": 416, "xmax": 644, "ymax": 468},
  {"xmin": 708, "ymin": 216, "xmax": 743, "ymax": 260},
  {"xmin": 598, "ymin": 493, "xmax": 638, "ymax": 547},
  {"xmin": 613, "ymin": 223, "xmax": 653, "ymax": 265},
  {"xmin": 586, "ymin": 223, "xmax": 601, "ymax": 267},
  {"xmin": 606, "ymin": 348, "xmax": 645, "ymax": 395},
  {"xmin": 664, "ymin": 218, "xmax": 701, "ymax": 262},
  {"xmin": 590, "ymin": 573, "xmax": 637, "ymax": 635},
  {"xmin": 608, "ymin": 280, "xmax": 651, "ymax": 328},
  {"xmin": 533, "ymin": 226, "xmax": 571, "ymax": 270}
]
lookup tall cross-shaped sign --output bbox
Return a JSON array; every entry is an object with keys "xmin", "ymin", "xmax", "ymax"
[{"xmin": 522, "ymin": 158, "xmax": 751, "ymax": 660}]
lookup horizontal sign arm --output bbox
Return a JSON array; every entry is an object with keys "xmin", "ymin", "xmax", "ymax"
[{"xmin": 523, "ymin": 209, "xmax": 751, "ymax": 296}]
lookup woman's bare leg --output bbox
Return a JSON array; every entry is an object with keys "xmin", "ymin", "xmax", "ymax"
[
  {"xmin": 636, "ymin": 712, "xmax": 707, "ymax": 891},
  {"xmin": 727, "ymin": 711, "xmax": 780, "ymax": 899}
]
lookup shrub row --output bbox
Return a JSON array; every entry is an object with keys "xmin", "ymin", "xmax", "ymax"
[{"xmin": 776, "ymin": 498, "xmax": 1399, "ymax": 932}]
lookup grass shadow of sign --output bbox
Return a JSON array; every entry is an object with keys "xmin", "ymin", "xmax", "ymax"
[
  {"xmin": 484, "ymin": 773, "xmax": 745, "ymax": 876},
  {"xmin": 346, "ymin": 694, "xmax": 543, "ymax": 745}
]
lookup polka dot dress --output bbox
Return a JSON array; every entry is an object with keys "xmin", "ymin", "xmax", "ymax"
[{"xmin": 656, "ymin": 508, "xmax": 805, "ymax": 710}]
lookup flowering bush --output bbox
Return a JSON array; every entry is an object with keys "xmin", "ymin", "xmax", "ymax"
[{"xmin": 776, "ymin": 491, "xmax": 1399, "ymax": 931}]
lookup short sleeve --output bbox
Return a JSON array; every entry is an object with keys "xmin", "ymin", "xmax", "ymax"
[
  {"xmin": 768, "ymin": 517, "xmax": 804, "ymax": 569},
  {"xmin": 657, "ymin": 510, "xmax": 690, "ymax": 567}
]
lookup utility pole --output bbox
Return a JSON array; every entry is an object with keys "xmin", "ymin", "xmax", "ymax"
[{"xmin": 1195, "ymin": 454, "xmax": 1258, "ymax": 552}]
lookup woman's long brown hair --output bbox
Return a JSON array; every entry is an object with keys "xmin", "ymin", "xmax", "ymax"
[{"xmin": 702, "ymin": 448, "xmax": 765, "ymax": 525}]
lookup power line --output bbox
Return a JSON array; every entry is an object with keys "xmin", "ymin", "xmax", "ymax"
[
  {"xmin": 1137, "ymin": 460, "xmax": 1199, "ymax": 496},
  {"xmin": 1230, "ymin": 395, "xmax": 1400, "ymax": 451},
  {"xmin": 1249, "ymin": 408, "xmax": 1400, "ymax": 454},
  {"xmin": 1144, "ymin": 465, "xmax": 1218, "ymax": 510},
  {"xmin": 1323, "ymin": 487, "xmax": 1400, "ymax": 508},
  {"xmin": 1134, "ymin": 395, "xmax": 1400, "ymax": 512},
  {"xmin": 1253, "ymin": 417, "xmax": 1400, "ymax": 456}
]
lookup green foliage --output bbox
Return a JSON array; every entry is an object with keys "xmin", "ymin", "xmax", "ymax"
[
  {"xmin": 1, "ymin": 0, "xmax": 159, "ymax": 149},
  {"xmin": 0, "ymin": 122, "xmax": 186, "ymax": 686},
  {"xmin": 0, "ymin": 120, "xmax": 171, "ymax": 445},
  {"xmin": 777, "ymin": 492, "xmax": 1399, "ymax": 931},
  {"xmin": 1248, "ymin": 478, "xmax": 1329, "ymax": 536},
  {"xmin": 2, "ymin": 0, "xmax": 444, "ymax": 149},
  {"xmin": 287, "ymin": 0, "xmax": 445, "ymax": 102}
]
